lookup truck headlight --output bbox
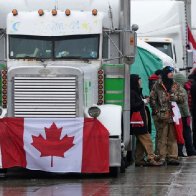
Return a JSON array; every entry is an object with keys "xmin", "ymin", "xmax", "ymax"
[{"xmin": 88, "ymin": 106, "xmax": 101, "ymax": 118}]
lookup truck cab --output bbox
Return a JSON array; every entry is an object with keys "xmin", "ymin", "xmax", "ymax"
[
  {"xmin": 138, "ymin": 37, "xmax": 176, "ymax": 63},
  {"xmin": 5, "ymin": 10, "xmax": 103, "ymax": 118}
]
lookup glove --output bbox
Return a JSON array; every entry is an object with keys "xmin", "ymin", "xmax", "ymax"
[
  {"xmin": 143, "ymin": 97, "xmax": 149, "ymax": 104},
  {"xmin": 186, "ymin": 116, "xmax": 191, "ymax": 127}
]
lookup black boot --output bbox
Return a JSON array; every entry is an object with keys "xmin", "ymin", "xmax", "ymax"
[
  {"xmin": 187, "ymin": 150, "xmax": 196, "ymax": 156},
  {"xmin": 126, "ymin": 151, "xmax": 133, "ymax": 167},
  {"xmin": 178, "ymin": 144, "xmax": 186, "ymax": 157}
]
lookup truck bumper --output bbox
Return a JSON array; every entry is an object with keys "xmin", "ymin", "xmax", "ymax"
[{"xmin": 109, "ymin": 138, "xmax": 121, "ymax": 167}]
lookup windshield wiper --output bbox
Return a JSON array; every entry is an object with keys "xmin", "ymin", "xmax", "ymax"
[
  {"xmin": 17, "ymin": 55, "xmax": 46, "ymax": 63},
  {"xmin": 18, "ymin": 55, "xmax": 35, "ymax": 59},
  {"xmin": 18, "ymin": 55, "xmax": 45, "ymax": 62},
  {"xmin": 57, "ymin": 55, "xmax": 84, "ymax": 59},
  {"xmin": 36, "ymin": 56, "xmax": 45, "ymax": 63},
  {"xmin": 56, "ymin": 55, "xmax": 91, "ymax": 61}
]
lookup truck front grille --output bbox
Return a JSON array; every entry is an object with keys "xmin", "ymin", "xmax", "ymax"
[{"xmin": 14, "ymin": 76, "xmax": 77, "ymax": 117}]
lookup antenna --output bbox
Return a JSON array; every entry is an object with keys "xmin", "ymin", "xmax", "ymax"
[{"xmin": 108, "ymin": 2, "xmax": 114, "ymax": 30}]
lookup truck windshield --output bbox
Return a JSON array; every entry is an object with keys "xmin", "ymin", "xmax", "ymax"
[
  {"xmin": 9, "ymin": 34, "xmax": 99, "ymax": 60},
  {"xmin": 147, "ymin": 42, "xmax": 173, "ymax": 59}
]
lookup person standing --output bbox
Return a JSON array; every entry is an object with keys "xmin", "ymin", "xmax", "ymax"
[
  {"xmin": 148, "ymin": 69, "xmax": 162, "ymax": 152},
  {"xmin": 150, "ymin": 66, "xmax": 184, "ymax": 165},
  {"xmin": 184, "ymin": 78, "xmax": 193, "ymax": 111},
  {"xmin": 174, "ymin": 73, "xmax": 196, "ymax": 156},
  {"xmin": 189, "ymin": 68, "xmax": 196, "ymax": 149},
  {"xmin": 148, "ymin": 69, "xmax": 162, "ymax": 91},
  {"xmin": 130, "ymin": 74, "xmax": 162, "ymax": 167}
]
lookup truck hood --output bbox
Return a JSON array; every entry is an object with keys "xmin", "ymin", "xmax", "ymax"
[{"xmin": 7, "ymin": 60, "xmax": 101, "ymax": 85}]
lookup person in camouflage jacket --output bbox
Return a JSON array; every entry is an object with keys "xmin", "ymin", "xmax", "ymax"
[{"xmin": 150, "ymin": 66, "xmax": 184, "ymax": 165}]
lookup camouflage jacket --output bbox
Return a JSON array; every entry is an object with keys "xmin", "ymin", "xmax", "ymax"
[{"xmin": 150, "ymin": 80, "xmax": 185, "ymax": 122}]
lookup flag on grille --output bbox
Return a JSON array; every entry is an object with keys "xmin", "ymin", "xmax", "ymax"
[{"xmin": 0, "ymin": 118, "xmax": 109, "ymax": 173}]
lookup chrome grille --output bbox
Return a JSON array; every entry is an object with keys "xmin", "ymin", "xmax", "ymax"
[{"xmin": 14, "ymin": 76, "xmax": 77, "ymax": 117}]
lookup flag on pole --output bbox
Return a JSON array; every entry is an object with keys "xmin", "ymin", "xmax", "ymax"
[
  {"xmin": 0, "ymin": 118, "xmax": 109, "ymax": 173},
  {"xmin": 188, "ymin": 26, "xmax": 196, "ymax": 67},
  {"xmin": 188, "ymin": 26, "xmax": 196, "ymax": 49},
  {"xmin": 171, "ymin": 102, "xmax": 184, "ymax": 144}
]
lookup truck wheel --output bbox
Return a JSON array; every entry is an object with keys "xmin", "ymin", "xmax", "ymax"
[
  {"xmin": 0, "ymin": 169, "xmax": 7, "ymax": 178},
  {"xmin": 109, "ymin": 167, "xmax": 119, "ymax": 177}
]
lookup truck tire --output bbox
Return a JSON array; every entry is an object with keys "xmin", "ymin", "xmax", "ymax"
[
  {"xmin": 109, "ymin": 167, "xmax": 119, "ymax": 177},
  {"xmin": 0, "ymin": 169, "xmax": 7, "ymax": 178}
]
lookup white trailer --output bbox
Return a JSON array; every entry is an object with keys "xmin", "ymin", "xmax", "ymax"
[{"xmin": 132, "ymin": 0, "xmax": 193, "ymax": 70}]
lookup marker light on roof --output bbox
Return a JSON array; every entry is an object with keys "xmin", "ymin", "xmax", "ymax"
[
  {"xmin": 65, "ymin": 9, "xmax": 71, "ymax": 16},
  {"xmin": 92, "ymin": 9, "xmax": 98, "ymax": 16},
  {"xmin": 38, "ymin": 9, "xmax": 44, "ymax": 16},
  {"xmin": 12, "ymin": 9, "xmax": 18, "ymax": 16},
  {"xmin": 52, "ymin": 9, "xmax": 57, "ymax": 16}
]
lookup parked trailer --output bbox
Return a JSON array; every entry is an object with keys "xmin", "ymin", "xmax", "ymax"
[{"xmin": 132, "ymin": 0, "xmax": 193, "ymax": 70}]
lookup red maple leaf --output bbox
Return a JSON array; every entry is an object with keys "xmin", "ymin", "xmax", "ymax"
[{"xmin": 31, "ymin": 122, "xmax": 75, "ymax": 167}]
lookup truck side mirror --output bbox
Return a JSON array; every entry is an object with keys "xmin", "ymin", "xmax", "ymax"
[
  {"xmin": 123, "ymin": 31, "xmax": 137, "ymax": 65},
  {"xmin": 187, "ymin": 50, "xmax": 193, "ymax": 68},
  {"xmin": 132, "ymin": 24, "xmax": 139, "ymax": 32}
]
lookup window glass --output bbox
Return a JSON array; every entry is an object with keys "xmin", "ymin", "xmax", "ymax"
[
  {"xmin": 147, "ymin": 42, "xmax": 173, "ymax": 59},
  {"xmin": 9, "ymin": 34, "xmax": 99, "ymax": 60},
  {"xmin": 9, "ymin": 35, "xmax": 52, "ymax": 59},
  {"xmin": 54, "ymin": 35, "xmax": 99, "ymax": 59}
]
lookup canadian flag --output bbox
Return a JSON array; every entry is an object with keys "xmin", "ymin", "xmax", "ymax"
[
  {"xmin": 0, "ymin": 118, "xmax": 109, "ymax": 173},
  {"xmin": 171, "ymin": 102, "xmax": 184, "ymax": 144},
  {"xmin": 188, "ymin": 26, "xmax": 196, "ymax": 67}
]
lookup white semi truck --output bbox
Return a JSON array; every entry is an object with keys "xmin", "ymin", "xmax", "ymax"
[
  {"xmin": 0, "ymin": 0, "xmax": 137, "ymax": 175},
  {"xmin": 132, "ymin": 0, "xmax": 193, "ymax": 70}
]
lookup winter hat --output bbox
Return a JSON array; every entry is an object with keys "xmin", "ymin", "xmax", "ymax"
[
  {"xmin": 162, "ymin": 66, "xmax": 174, "ymax": 76},
  {"xmin": 149, "ymin": 74, "xmax": 159, "ymax": 81},
  {"xmin": 130, "ymin": 74, "xmax": 141, "ymax": 92},
  {"xmin": 154, "ymin": 69, "xmax": 162, "ymax": 76},
  {"xmin": 149, "ymin": 69, "xmax": 162, "ymax": 81},
  {"xmin": 161, "ymin": 66, "xmax": 174, "ymax": 92},
  {"xmin": 130, "ymin": 74, "xmax": 140, "ymax": 86},
  {"xmin": 174, "ymin": 73, "xmax": 187, "ymax": 86}
]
